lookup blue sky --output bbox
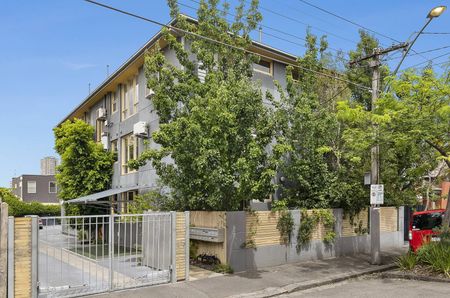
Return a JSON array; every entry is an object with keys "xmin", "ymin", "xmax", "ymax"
[{"xmin": 1, "ymin": 0, "xmax": 449, "ymax": 187}]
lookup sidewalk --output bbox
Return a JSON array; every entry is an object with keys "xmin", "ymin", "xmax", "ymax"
[{"xmin": 92, "ymin": 250, "xmax": 405, "ymax": 298}]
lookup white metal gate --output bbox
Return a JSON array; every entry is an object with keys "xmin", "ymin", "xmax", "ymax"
[{"xmin": 38, "ymin": 213, "xmax": 173, "ymax": 297}]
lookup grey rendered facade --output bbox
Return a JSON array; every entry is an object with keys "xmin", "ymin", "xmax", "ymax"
[
  {"xmin": 11, "ymin": 175, "xmax": 58, "ymax": 204},
  {"xmin": 60, "ymin": 17, "xmax": 294, "ymax": 211}
]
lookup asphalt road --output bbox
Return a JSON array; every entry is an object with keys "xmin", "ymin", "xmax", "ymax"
[{"xmin": 281, "ymin": 277, "xmax": 450, "ymax": 298}]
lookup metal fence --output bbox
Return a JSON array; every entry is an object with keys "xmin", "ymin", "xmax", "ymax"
[{"xmin": 38, "ymin": 213, "xmax": 173, "ymax": 297}]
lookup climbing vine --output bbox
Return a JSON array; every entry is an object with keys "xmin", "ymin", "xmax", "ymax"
[
  {"xmin": 296, "ymin": 209, "xmax": 335, "ymax": 252},
  {"xmin": 273, "ymin": 200, "xmax": 294, "ymax": 245},
  {"xmin": 243, "ymin": 210, "xmax": 259, "ymax": 249}
]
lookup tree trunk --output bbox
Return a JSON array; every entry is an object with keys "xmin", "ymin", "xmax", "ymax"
[{"xmin": 443, "ymin": 191, "xmax": 450, "ymax": 228}]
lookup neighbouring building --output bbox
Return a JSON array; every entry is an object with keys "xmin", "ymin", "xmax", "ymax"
[
  {"xmin": 41, "ymin": 156, "xmax": 58, "ymax": 175},
  {"xmin": 62, "ymin": 16, "xmax": 300, "ymax": 212},
  {"xmin": 421, "ymin": 161, "xmax": 449, "ymax": 210},
  {"xmin": 11, "ymin": 174, "xmax": 58, "ymax": 204}
]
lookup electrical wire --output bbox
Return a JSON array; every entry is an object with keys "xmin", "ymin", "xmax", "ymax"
[
  {"xmin": 400, "ymin": 51, "xmax": 450, "ymax": 71},
  {"xmin": 181, "ymin": 0, "xmax": 354, "ymax": 64},
  {"xmin": 256, "ymin": 2, "xmax": 359, "ymax": 46},
  {"xmin": 83, "ymin": 0, "xmax": 373, "ymax": 92},
  {"xmin": 385, "ymin": 45, "xmax": 450, "ymax": 61},
  {"xmin": 297, "ymin": 0, "xmax": 400, "ymax": 44},
  {"xmin": 295, "ymin": 0, "xmax": 441, "ymax": 69}
]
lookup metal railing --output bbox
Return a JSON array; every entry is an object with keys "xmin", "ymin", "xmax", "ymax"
[{"xmin": 38, "ymin": 213, "xmax": 173, "ymax": 297}]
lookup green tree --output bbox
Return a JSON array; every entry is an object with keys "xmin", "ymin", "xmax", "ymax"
[
  {"xmin": 131, "ymin": 0, "xmax": 276, "ymax": 211},
  {"xmin": 378, "ymin": 69, "xmax": 450, "ymax": 222},
  {"xmin": 272, "ymin": 31, "xmax": 367, "ymax": 213},
  {"xmin": 54, "ymin": 119, "xmax": 115, "ymax": 213},
  {"xmin": 346, "ymin": 30, "xmax": 389, "ymax": 110},
  {"xmin": 338, "ymin": 68, "xmax": 449, "ymax": 210}
]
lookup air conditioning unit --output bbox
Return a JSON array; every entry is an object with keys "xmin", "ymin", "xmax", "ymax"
[
  {"xmin": 96, "ymin": 108, "xmax": 107, "ymax": 120},
  {"xmin": 101, "ymin": 133, "xmax": 109, "ymax": 150},
  {"xmin": 145, "ymin": 88, "xmax": 155, "ymax": 99},
  {"xmin": 133, "ymin": 121, "xmax": 148, "ymax": 138}
]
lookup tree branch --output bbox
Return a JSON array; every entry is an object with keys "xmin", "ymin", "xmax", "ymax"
[{"xmin": 425, "ymin": 139, "xmax": 450, "ymax": 168}]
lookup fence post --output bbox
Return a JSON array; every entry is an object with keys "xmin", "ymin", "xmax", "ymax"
[
  {"xmin": 30, "ymin": 216, "xmax": 38, "ymax": 298},
  {"xmin": 184, "ymin": 211, "xmax": 190, "ymax": 281},
  {"xmin": 7, "ymin": 217, "xmax": 14, "ymax": 298},
  {"xmin": 0, "ymin": 202, "xmax": 8, "ymax": 298},
  {"xmin": 108, "ymin": 213, "xmax": 114, "ymax": 291},
  {"xmin": 170, "ymin": 211, "xmax": 177, "ymax": 283}
]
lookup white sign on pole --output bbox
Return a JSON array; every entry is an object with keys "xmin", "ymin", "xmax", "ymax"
[{"xmin": 370, "ymin": 184, "xmax": 384, "ymax": 205}]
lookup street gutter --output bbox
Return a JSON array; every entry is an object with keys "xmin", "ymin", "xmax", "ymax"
[{"xmin": 228, "ymin": 263, "xmax": 397, "ymax": 298}]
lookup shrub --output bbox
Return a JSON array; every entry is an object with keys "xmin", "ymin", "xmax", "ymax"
[
  {"xmin": 417, "ymin": 242, "xmax": 450, "ymax": 278},
  {"xmin": 396, "ymin": 252, "xmax": 418, "ymax": 271},
  {"xmin": 0, "ymin": 188, "xmax": 60, "ymax": 217},
  {"xmin": 213, "ymin": 264, "xmax": 233, "ymax": 274}
]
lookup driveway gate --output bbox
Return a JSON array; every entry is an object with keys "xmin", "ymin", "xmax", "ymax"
[{"xmin": 38, "ymin": 213, "xmax": 173, "ymax": 297}]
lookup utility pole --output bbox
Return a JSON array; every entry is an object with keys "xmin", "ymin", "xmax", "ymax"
[{"xmin": 350, "ymin": 42, "xmax": 407, "ymax": 265}]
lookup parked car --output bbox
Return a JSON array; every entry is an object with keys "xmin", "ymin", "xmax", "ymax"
[{"xmin": 409, "ymin": 209, "xmax": 445, "ymax": 252}]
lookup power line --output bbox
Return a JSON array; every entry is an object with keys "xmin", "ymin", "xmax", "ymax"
[
  {"xmin": 83, "ymin": 0, "xmax": 373, "ymax": 92},
  {"xmin": 419, "ymin": 32, "xmax": 450, "ymax": 35},
  {"xmin": 297, "ymin": 0, "xmax": 400, "ymax": 44},
  {"xmin": 384, "ymin": 45, "xmax": 450, "ymax": 61},
  {"xmin": 295, "ymin": 0, "xmax": 438, "ymax": 68},
  {"xmin": 181, "ymin": 0, "xmax": 354, "ymax": 64},
  {"xmin": 256, "ymin": 2, "xmax": 359, "ymax": 46},
  {"xmin": 401, "ymin": 51, "xmax": 450, "ymax": 71}
]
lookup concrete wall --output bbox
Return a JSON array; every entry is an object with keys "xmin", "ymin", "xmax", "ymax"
[{"xmin": 226, "ymin": 207, "xmax": 405, "ymax": 273}]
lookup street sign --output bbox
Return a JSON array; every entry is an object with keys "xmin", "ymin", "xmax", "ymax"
[{"xmin": 370, "ymin": 184, "xmax": 384, "ymax": 205}]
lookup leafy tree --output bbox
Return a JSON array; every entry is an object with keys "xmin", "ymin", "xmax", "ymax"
[
  {"xmin": 130, "ymin": 0, "xmax": 276, "ymax": 211},
  {"xmin": 338, "ymin": 68, "xmax": 449, "ymax": 211},
  {"xmin": 346, "ymin": 30, "xmax": 389, "ymax": 110},
  {"xmin": 54, "ymin": 119, "xmax": 114, "ymax": 213},
  {"xmin": 272, "ymin": 31, "xmax": 367, "ymax": 213},
  {"xmin": 378, "ymin": 69, "xmax": 450, "ymax": 223}
]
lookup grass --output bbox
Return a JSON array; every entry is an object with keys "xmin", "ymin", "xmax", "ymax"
[
  {"xmin": 396, "ymin": 252, "xmax": 417, "ymax": 271},
  {"xmin": 396, "ymin": 241, "xmax": 450, "ymax": 278}
]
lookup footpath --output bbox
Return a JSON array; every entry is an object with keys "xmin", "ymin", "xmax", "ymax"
[{"xmin": 93, "ymin": 251, "xmax": 405, "ymax": 298}]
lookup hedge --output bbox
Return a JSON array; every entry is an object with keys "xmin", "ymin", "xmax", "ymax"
[{"xmin": 0, "ymin": 188, "xmax": 60, "ymax": 217}]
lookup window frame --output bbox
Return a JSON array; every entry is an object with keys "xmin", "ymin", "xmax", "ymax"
[
  {"xmin": 111, "ymin": 92, "xmax": 118, "ymax": 114},
  {"xmin": 120, "ymin": 75, "xmax": 139, "ymax": 121},
  {"xmin": 253, "ymin": 58, "xmax": 273, "ymax": 76},
  {"xmin": 121, "ymin": 134, "xmax": 139, "ymax": 175},
  {"xmin": 49, "ymin": 181, "xmax": 57, "ymax": 193},
  {"xmin": 27, "ymin": 181, "xmax": 37, "ymax": 194}
]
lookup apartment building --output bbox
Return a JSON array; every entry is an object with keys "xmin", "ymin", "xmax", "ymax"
[
  {"xmin": 11, "ymin": 174, "xmax": 58, "ymax": 204},
  {"xmin": 41, "ymin": 156, "xmax": 58, "ymax": 175},
  {"xmin": 63, "ymin": 16, "xmax": 296, "ymax": 212}
]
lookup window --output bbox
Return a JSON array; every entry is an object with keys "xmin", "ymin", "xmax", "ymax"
[
  {"xmin": 253, "ymin": 58, "xmax": 272, "ymax": 75},
  {"xmin": 111, "ymin": 139, "xmax": 118, "ymax": 162},
  {"xmin": 412, "ymin": 212, "xmax": 444, "ymax": 230},
  {"xmin": 111, "ymin": 92, "xmax": 117, "ymax": 114},
  {"xmin": 121, "ymin": 134, "xmax": 138, "ymax": 174},
  {"xmin": 27, "ymin": 181, "xmax": 36, "ymax": 194},
  {"xmin": 120, "ymin": 190, "xmax": 137, "ymax": 214},
  {"xmin": 49, "ymin": 181, "xmax": 57, "ymax": 193},
  {"xmin": 96, "ymin": 120, "xmax": 104, "ymax": 142},
  {"xmin": 120, "ymin": 76, "xmax": 139, "ymax": 121}
]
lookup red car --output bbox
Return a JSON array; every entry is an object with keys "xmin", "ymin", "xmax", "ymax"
[{"xmin": 409, "ymin": 209, "xmax": 445, "ymax": 252}]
